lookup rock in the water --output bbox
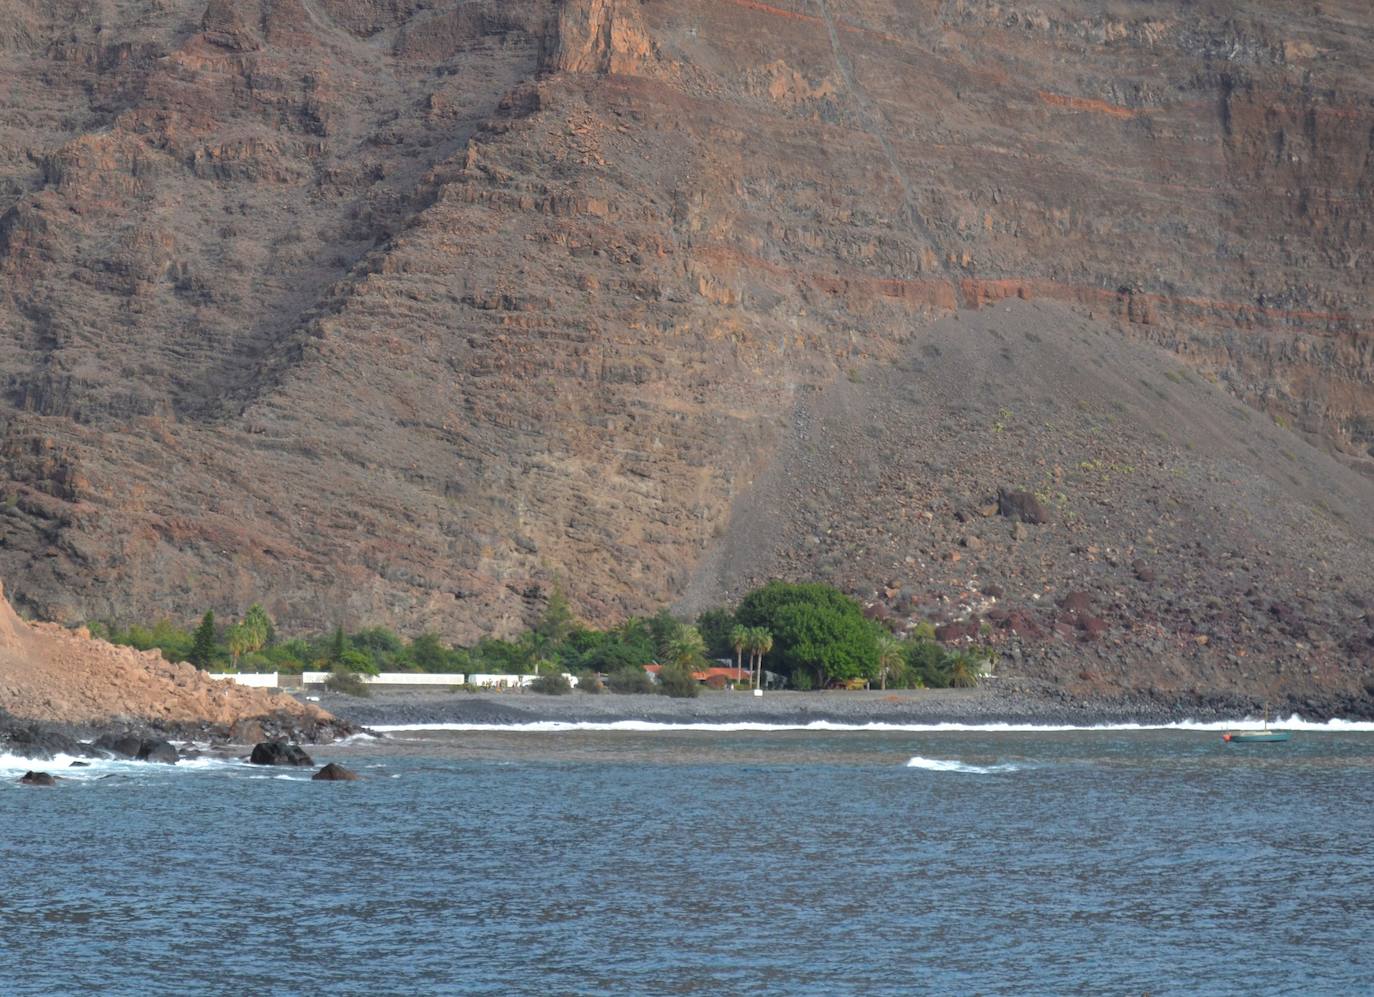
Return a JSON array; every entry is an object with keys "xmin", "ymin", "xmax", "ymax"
[
  {"xmin": 3, "ymin": 725, "xmax": 90, "ymax": 761},
  {"xmin": 19, "ymin": 771, "xmax": 57, "ymax": 786},
  {"xmin": 92, "ymin": 733, "xmax": 178, "ymax": 763},
  {"xmin": 312, "ymin": 762, "xmax": 360, "ymax": 781},
  {"xmin": 69, "ymin": 760, "xmax": 90, "ymax": 767},
  {"xmin": 250, "ymin": 741, "xmax": 314, "ymax": 766},
  {"xmin": 136, "ymin": 739, "xmax": 179, "ymax": 764},
  {"xmin": 93, "ymin": 733, "xmax": 145, "ymax": 759}
]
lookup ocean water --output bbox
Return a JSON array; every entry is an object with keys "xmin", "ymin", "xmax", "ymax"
[{"xmin": 3, "ymin": 725, "xmax": 1372, "ymax": 995}]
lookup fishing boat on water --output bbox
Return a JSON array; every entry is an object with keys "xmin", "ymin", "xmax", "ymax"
[{"xmin": 1222, "ymin": 705, "xmax": 1290, "ymax": 743}]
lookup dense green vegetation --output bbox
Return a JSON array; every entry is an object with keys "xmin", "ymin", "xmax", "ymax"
[{"xmin": 87, "ymin": 581, "xmax": 992, "ymax": 691}]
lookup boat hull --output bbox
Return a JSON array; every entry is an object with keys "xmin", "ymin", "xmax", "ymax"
[{"xmin": 1224, "ymin": 731, "xmax": 1291, "ymax": 743}]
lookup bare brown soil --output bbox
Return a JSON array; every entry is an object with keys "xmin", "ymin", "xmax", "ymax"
[{"xmin": 0, "ymin": 578, "xmax": 330, "ymax": 728}]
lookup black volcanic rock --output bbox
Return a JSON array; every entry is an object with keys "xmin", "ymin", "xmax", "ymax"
[
  {"xmin": 136, "ymin": 739, "xmax": 179, "ymax": 764},
  {"xmin": 312, "ymin": 763, "xmax": 360, "ymax": 781},
  {"xmin": 2, "ymin": 725, "xmax": 90, "ymax": 761},
  {"xmin": 93, "ymin": 734, "xmax": 145, "ymax": 759},
  {"xmin": 250, "ymin": 741, "xmax": 314, "ymax": 767}
]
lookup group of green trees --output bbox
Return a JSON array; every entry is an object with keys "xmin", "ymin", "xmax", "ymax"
[
  {"xmin": 90, "ymin": 581, "xmax": 992, "ymax": 692},
  {"xmin": 730, "ymin": 581, "xmax": 990, "ymax": 690}
]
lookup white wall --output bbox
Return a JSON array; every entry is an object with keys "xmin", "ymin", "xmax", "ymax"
[
  {"xmin": 245, "ymin": 671, "xmax": 578, "ymax": 689},
  {"xmin": 368, "ymin": 672, "xmax": 468, "ymax": 686},
  {"xmin": 466, "ymin": 673, "xmax": 527, "ymax": 688}
]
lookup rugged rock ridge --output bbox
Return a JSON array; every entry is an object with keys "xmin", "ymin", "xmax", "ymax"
[
  {"xmin": 0, "ymin": 2, "xmax": 1371, "ymax": 704},
  {"xmin": 0, "ymin": 577, "xmax": 334, "ymax": 728},
  {"xmin": 549, "ymin": 0, "xmax": 664, "ymax": 77}
]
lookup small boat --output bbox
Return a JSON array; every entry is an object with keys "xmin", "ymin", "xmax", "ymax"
[
  {"xmin": 1223, "ymin": 704, "xmax": 1290, "ymax": 743},
  {"xmin": 1223, "ymin": 729, "xmax": 1290, "ymax": 743}
]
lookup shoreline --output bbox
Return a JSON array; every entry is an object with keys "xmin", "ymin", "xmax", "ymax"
[{"xmin": 301, "ymin": 682, "xmax": 1374, "ymax": 730}]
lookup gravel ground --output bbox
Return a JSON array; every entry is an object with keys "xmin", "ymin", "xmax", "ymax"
[{"xmin": 301, "ymin": 681, "xmax": 1273, "ymax": 729}]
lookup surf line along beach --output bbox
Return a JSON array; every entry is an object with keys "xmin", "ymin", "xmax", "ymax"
[{"xmin": 302, "ymin": 684, "xmax": 1374, "ymax": 731}]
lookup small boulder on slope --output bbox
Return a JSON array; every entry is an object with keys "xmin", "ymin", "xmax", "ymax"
[{"xmin": 997, "ymin": 488, "xmax": 1051, "ymax": 525}]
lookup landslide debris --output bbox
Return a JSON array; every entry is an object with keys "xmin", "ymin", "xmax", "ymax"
[{"xmin": 680, "ymin": 300, "xmax": 1374, "ymax": 710}]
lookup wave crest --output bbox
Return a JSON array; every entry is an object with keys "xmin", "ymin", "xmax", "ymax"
[{"xmin": 905, "ymin": 755, "xmax": 1023, "ymax": 774}]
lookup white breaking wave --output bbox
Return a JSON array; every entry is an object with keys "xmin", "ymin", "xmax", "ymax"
[
  {"xmin": 905, "ymin": 755, "xmax": 1023, "ymax": 774},
  {"xmin": 0, "ymin": 750, "xmax": 250, "ymax": 780},
  {"xmin": 334, "ymin": 731, "xmax": 380, "ymax": 745},
  {"xmin": 0, "ymin": 751, "xmax": 100, "ymax": 774},
  {"xmin": 372, "ymin": 715, "xmax": 1374, "ymax": 734}
]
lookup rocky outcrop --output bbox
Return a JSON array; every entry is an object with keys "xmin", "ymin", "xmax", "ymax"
[
  {"xmin": 92, "ymin": 734, "xmax": 144, "ymax": 759},
  {"xmin": 249, "ymin": 741, "xmax": 314, "ymax": 766},
  {"xmin": 89, "ymin": 732, "xmax": 176, "ymax": 762},
  {"xmin": 546, "ymin": 0, "xmax": 664, "ymax": 77},
  {"xmin": 19, "ymin": 771, "xmax": 57, "ymax": 786},
  {"xmin": 0, "ymin": 579, "xmax": 338, "ymax": 732},
  {"xmin": 135, "ymin": 738, "xmax": 179, "ymax": 764},
  {"xmin": 1, "ymin": 722, "xmax": 92, "ymax": 761}
]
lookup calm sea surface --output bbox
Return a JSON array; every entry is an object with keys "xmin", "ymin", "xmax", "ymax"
[{"xmin": 3, "ymin": 728, "xmax": 1372, "ymax": 995}]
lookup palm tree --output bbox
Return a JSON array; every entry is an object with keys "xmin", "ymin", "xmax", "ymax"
[
  {"xmin": 947, "ymin": 651, "xmax": 980, "ymax": 688},
  {"xmin": 730, "ymin": 625, "xmax": 749, "ymax": 680},
  {"xmin": 242, "ymin": 603, "xmax": 271, "ymax": 654},
  {"xmin": 226, "ymin": 624, "xmax": 250, "ymax": 671},
  {"xmin": 876, "ymin": 633, "xmax": 904, "ymax": 691},
  {"xmin": 668, "ymin": 625, "xmax": 707, "ymax": 671},
  {"xmin": 747, "ymin": 627, "xmax": 773, "ymax": 689},
  {"xmin": 755, "ymin": 629, "xmax": 773, "ymax": 689},
  {"xmin": 743, "ymin": 628, "xmax": 758, "ymax": 688}
]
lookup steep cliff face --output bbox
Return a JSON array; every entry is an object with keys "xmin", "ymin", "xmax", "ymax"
[{"xmin": 0, "ymin": 1, "xmax": 1371, "ymax": 696}]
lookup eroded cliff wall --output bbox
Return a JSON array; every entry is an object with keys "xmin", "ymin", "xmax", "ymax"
[{"xmin": 0, "ymin": 2, "xmax": 1371, "ymax": 696}]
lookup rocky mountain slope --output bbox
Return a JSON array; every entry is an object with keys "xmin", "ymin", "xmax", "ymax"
[
  {"xmin": 682, "ymin": 299, "xmax": 1374, "ymax": 708},
  {"xmin": 0, "ymin": 2, "xmax": 1371, "ymax": 700}
]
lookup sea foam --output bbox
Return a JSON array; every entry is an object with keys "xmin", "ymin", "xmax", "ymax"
[
  {"xmin": 372, "ymin": 715, "xmax": 1374, "ymax": 734},
  {"xmin": 0, "ymin": 750, "xmax": 249, "ymax": 781},
  {"xmin": 905, "ymin": 755, "xmax": 1023, "ymax": 774}
]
